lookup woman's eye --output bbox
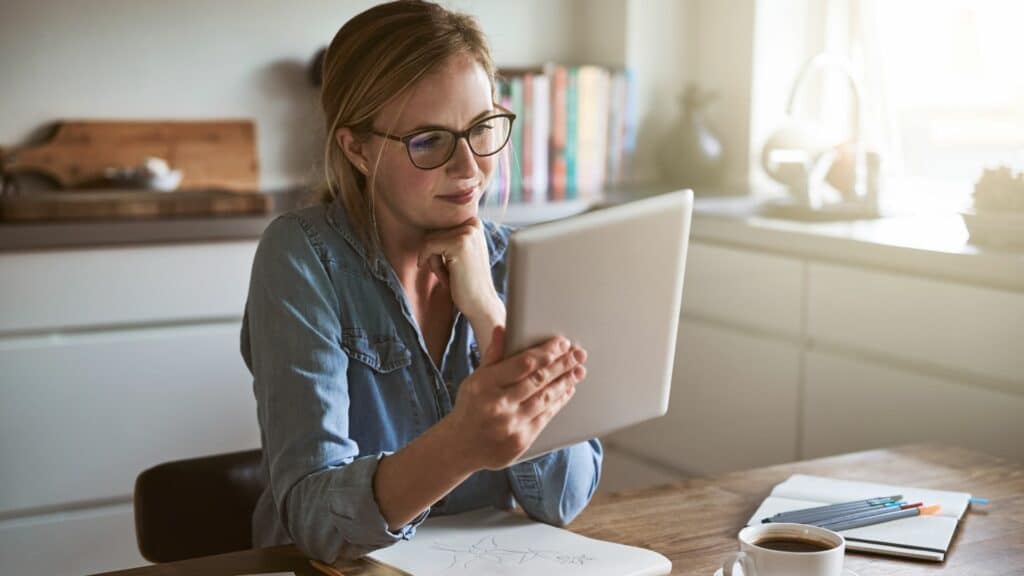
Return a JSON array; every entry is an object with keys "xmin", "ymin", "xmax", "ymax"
[
  {"xmin": 411, "ymin": 133, "xmax": 444, "ymax": 150},
  {"xmin": 471, "ymin": 123, "xmax": 493, "ymax": 136}
]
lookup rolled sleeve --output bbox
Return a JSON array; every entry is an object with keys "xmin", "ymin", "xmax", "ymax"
[
  {"xmin": 245, "ymin": 214, "xmax": 424, "ymax": 562},
  {"xmin": 329, "ymin": 453, "xmax": 429, "ymax": 542},
  {"xmin": 287, "ymin": 452, "xmax": 429, "ymax": 560},
  {"xmin": 507, "ymin": 439, "xmax": 603, "ymax": 526}
]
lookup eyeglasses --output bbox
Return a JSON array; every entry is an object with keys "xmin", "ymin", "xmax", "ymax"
[{"xmin": 370, "ymin": 108, "xmax": 516, "ymax": 170}]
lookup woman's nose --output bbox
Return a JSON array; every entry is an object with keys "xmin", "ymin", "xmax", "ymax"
[{"xmin": 445, "ymin": 137, "xmax": 477, "ymax": 177}]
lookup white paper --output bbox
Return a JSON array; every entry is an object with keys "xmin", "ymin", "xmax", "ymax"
[
  {"xmin": 770, "ymin": 474, "xmax": 971, "ymax": 518},
  {"xmin": 745, "ymin": 475, "xmax": 972, "ymax": 561},
  {"xmin": 368, "ymin": 509, "xmax": 671, "ymax": 576}
]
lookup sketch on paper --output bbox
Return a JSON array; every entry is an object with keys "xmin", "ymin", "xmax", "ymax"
[{"xmin": 431, "ymin": 535, "xmax": 595, "ymax": 570}]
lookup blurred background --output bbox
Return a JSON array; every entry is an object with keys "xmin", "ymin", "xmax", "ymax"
[{"xmin": 1, "ymin": 1, "xmax": 1021, "ymax": 574}]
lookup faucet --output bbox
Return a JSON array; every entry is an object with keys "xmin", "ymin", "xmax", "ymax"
[{"xmin": 763, "ymin": 52, "xmax": 880, "ymax": 216}]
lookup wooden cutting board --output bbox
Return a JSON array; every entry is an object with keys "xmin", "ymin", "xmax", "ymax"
[
  {"xmin": 1, "ymin": 120, "xmax": 259, "ymax": 191},
  {"xmin": 0, "ymin": 189, "xmax": 271, "ymax": 222},
  {"xmin": 0, "ymin": 120, "xmax": 269, "ymax": 222}
]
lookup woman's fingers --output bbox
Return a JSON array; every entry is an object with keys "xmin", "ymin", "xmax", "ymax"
[
  {"xmin": 519, "ymin": 364, "xmax": 585, "ymax": 421},
  {"xmin": 505, "ymin": 346, "xmax": 584, "ymax": 402},
  {"xmin": 427, "ymin": 253, "xmax": 449, "ymax": 287},
  {"xmin": 417, "ymin": 221, "xmax": 478, "ymax": 269},
  {"xmin": 488, "ymin": 336, "xmax": 569, "ymax": 388}
]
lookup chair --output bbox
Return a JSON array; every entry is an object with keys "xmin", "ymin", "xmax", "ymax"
[{"xmin": 133, "ymin": 449, "xmax": 265, "ymax": 563}]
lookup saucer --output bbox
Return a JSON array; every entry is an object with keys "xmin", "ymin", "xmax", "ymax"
[{"xmin": 712, "ymin": 565, "xmax": 856, "ymax": 569}]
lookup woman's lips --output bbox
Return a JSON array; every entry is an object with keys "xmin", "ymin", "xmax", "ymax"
[{"xmin": 437, "ymin": 188, "xmax": 477, "ymax": 205}]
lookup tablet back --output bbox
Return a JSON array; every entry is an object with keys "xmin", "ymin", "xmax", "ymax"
[{"xmin": 506, "ymin": 190, "xmax": 693, "ymax": 461}]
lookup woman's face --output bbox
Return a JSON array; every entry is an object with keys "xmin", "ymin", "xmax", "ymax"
[{"xmin": 365, "ymin": 53, "xmax": 496, "ymax": 233}]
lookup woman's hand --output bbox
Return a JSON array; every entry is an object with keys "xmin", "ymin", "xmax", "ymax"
[
  {"xmin": 443, "ymin": 326, "xmax": 588, "ymax": 471},
  {"xmin": 418, "ymin": 217, "xmax": 502, "ymax": 327}
]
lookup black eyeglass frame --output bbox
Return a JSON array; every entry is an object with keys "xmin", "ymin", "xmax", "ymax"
[{"xmin": 369, "ymin": 106, "xmax": 517, "ymax": 170}]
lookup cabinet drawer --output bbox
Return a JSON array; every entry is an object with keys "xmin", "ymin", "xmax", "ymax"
[
  {"xmin": 802, "ymin": 350, "xmax": 1024, "ymax": 461},
  {"xmin": 0, "ymin": 240, "xmax": 258, "ymax": 334},
  {"xmin": 681, "ymin": 242, "xmax": 803, "ymax": 336},
  {"xmin": 608, "ymin": 318, "xmax": 801, "ymax": 475},
  {"xmin": 0, "ymin": 503, "xmax": 145, "ymax": 576},
  {"xmin": 0, "ymin": 322, "xmax": 259, "ymax": 515},
  {"xmin": 807, "ymin": 263, "xmax": 1024, "ymax": 384}
]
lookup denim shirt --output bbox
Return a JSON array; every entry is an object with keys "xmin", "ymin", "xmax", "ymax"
[{"xmin": 240, "ymin": 197, "xmax": 602, "ymax": 562}]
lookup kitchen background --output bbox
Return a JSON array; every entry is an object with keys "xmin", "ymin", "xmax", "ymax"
[{"xmin": 1, "ymin": 1, "xmax": 1021, "ymax": 575}]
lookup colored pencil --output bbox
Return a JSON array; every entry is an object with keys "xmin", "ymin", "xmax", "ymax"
[
  {"xmin": 763, "ymin": 495, "xmax": 901, "ymax": 523},
  {"xmin": 822, "ymin": 504, "xmax": 941, "ymax": 531},
  {"xmin": 806, "ymin": 502, "xmax": 922, "ymax": 527}
]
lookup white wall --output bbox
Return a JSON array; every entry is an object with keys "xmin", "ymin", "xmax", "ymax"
[
  {"xmin": 0, "ymin": 0, "xmax": 578, "ymax": 190},
  {"xmin": 0, "ymin": 0, "xmax": 712, "ymax": 192}
]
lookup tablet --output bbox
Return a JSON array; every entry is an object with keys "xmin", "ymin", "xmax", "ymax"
[{"xmin": 506, "ymin": 190, "xmax": 693, "ymax": 462}]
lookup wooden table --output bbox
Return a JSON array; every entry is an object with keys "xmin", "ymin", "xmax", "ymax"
[{"xmin": 94, "ymin": 444, "xmax": 1023, "ymax": 576}]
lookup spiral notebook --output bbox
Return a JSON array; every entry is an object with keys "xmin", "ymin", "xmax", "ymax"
[
  {"xmin": 365, "ymin": 508, "xmax": 672, "ymax": 576},
  {"xmin": 746, "ymin": 474, "xmax": 973, "ymax": 561}
]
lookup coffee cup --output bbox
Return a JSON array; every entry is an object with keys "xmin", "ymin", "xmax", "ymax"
[{"xmin": 721, "ymin": 522, "xmax": 845, "ymax": 576}]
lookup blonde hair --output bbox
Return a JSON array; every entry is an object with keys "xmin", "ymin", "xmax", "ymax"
[{"xmin": 317, "ymin": 0, "xmax": 497, "ymax": 251}]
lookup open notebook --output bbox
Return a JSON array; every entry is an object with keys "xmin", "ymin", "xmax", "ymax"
[
  {"xmin": 746, "ymin": 474, "xmax": 972, "ymax": 561},
  {"xmin": 365, "ymin": 508, "xmax": 671, "ymax": 576}
]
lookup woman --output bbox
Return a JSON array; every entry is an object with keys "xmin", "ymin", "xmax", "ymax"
[{"xmin": 240, "ymin": 0, "xmax": 602, "ymax": 563}]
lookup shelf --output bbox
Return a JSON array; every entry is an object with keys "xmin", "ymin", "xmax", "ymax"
[{"xmin": 479, "ymin": 198, "xmax": 598, "ymax": 227}]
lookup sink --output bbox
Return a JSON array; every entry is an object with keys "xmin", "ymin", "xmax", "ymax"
[
  {"xmin": 693, "ymin": 195, "xmax": 884, "ymax": 222},
  {"xmin": 756, "ymin": 198, "xmax": 882, "ymax": 222}
]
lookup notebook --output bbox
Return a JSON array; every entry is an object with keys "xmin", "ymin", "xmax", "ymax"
[
  {"xmin": 746, "ymin": 474, "xmax": 973, "ymax": 561},
  {"xmin": 366, "ymin": 508, "xmax": 672, "ymax": 576}
]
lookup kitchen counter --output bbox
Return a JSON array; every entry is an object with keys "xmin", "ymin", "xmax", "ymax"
[
  {"xmin": 690, "ymin": 195, "xmax": 1024, "ymax": 292},
  {"xmin": 0, "ymin": 188, "xmax": 311, "ymax": 251},
  {"xmin": 3, "ymin": 188, "xmax": 1021, "ymax": 291}
]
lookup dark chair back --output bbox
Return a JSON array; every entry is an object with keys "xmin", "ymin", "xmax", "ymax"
[{"xmin": 134, "ymin": 449, "xmax": 265, "ymax": 563}]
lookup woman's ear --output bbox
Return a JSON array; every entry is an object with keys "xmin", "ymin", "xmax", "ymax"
[{"xmin": 335, "ymin": 127, "xmax": 371, "ymax": 176}]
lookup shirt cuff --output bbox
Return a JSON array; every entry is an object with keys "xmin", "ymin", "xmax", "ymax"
[
  {"xmin": 327, "ymin": 452, "xmax": 430, "ymax": 550},
  {"xmin": 508, "ymin": 456, "xmax": 546, "ymax": 504}
]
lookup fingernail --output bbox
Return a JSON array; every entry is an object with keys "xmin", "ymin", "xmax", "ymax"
[
  {"xmin": 573, "ymin": 349, "xmax": 585, "ymax": 363},
  {"xmin": 559, "ymin": 339, "xmax": 569, "ymax": 353}
]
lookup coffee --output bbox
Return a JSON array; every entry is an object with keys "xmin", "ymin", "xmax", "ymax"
[{"xmin": 753, "ymin": 537, "xmax": 835, "ymax": 553}]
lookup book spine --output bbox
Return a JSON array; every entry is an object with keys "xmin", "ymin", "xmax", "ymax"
[
  {"xmin": 565, "ymin": 66, "xmax": 578, "ymax": 200},
  {"xmin": 509, "ymin": 76, "xmax": 524, "ymax": 204},
  {"xmin": 531, "ymin": 74, "xmax": 550, "ymax": 204},
  {"xmin": 521, "ymin": 74, "xmax": 533, "ymax": 204},
  {"xmin": 547, "ymin": 63, "xmax": 567, "ymax": 202},
  {"xmin": 622, "ymin": 67, "xmax": 638, "ymax": 184}
]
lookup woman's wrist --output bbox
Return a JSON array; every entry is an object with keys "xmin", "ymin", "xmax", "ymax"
[
  {"xmin": 466, "ymin": 295, "xmax": 505, "ymax": 352},
  {"xmin": 433, "ymin": 412, "xmax": 483, "ymax": 478}
]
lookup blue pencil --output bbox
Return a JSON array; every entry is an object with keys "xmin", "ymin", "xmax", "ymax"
[
  {"xmin": 804, "ymin": 502, "xmax": 920, "ymax": 527},
  {"xmin": 822, "ymin": 504, "xmax": 941, "ymax": 531},
  {"xmin": 763, "ymin": 495, "xmax": 901, "ymax": 523}
]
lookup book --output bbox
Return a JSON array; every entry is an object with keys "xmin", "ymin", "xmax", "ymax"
[
  {"xmin": 565, "ymin": 66, "xmax": 578, "ymax": 200},
  {"xmin": 530, "ymin": 73, "xmax": 550, "ymax": 203},
  {"xmin": 509, "ymin": 75, "xmax": 524, "ymax": 203},
  {"xmin": 366, "ymin": 508, "xmax": 672, "ymax": 576},
  {"xmin": 545, "ymin": 63, "xmax": 568, "ymax": 201},
  {"xmin": 746, "ymin": 474, "xmax": 973, "ymax": 561}
]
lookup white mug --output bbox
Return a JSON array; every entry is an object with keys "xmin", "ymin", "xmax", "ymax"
[{"xmin": 721, "ymin": 523, "xmax": 845, "ymax": 576}]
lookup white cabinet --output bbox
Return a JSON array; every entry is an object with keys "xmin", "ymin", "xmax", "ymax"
[
  {"xmin": 608, "ymin": 242, "xmax": 804, "ymax": 475},
  {"xmin": 609, "ymin": 236, "xmax": 1024, "ymax": 479},
  {"xmin": 803, "ymin": 350, "xmax": 1024, "ymax": 461},
  {"xmin": 0, "ymin": 240, "xmax": 260, "ymax": 576},
  {"xmin": 0, "ymin": 323, "xmax": 259, "ymax": 514},
  {"xmin": 610, "ymin": 318, "xmax": 801, "ymax": 475},
  {"xmin": 680, "ymin": 242, "xmax": 803, "ymax": 336},
  {"xmin": 807, "ymin": 262, "xmax": 1024, "ymax": 385}
]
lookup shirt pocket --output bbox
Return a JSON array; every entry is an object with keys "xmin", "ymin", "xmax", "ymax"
[{"xmin": 340, "ymin": 328, "xmax": 412, "ymax": 373}]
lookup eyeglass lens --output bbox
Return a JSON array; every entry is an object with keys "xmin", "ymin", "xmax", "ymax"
[{"xmin": 406, "ymin": 115, "xmax": 512, "ymax": 169}]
